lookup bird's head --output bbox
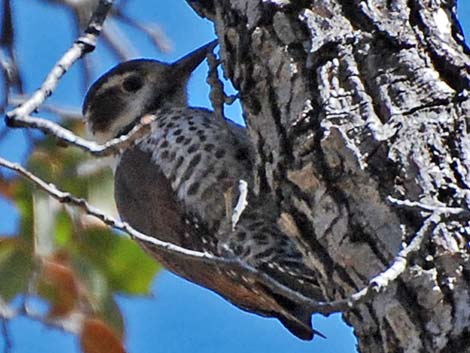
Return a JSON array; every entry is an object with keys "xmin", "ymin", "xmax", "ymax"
[{"xmin": 82, "ymin": 40, "xmax": 217, "ymax": 143}]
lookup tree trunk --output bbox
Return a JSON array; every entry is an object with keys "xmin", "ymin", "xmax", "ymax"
[{"xmin": 187, "ymin": 0, "xmax": 470, "ymax": 352}]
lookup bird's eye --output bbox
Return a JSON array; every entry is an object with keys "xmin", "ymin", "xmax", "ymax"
[{"xmin": 122, "ymin": 75, "xmax": 143, "ymax": 92}]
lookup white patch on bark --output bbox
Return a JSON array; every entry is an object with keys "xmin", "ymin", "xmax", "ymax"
[
  {"xmin": 434, "ymin": 8, "xmax": 451, "ymax": 36},
  {"xmin": 263, "ymin": 0, "xmax": 290, "ymax": 6},
  {"xmin": 232, "ymin": 179, "xmax": 249, "ymax": 231}
]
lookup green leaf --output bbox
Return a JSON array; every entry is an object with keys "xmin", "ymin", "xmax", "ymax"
[
  {"xmin": 54, "ymin": 210, "xmax": 73, "ymax": 246},
  {"xmin": 100, "ymin": 294, "xmax": 125, "ymax": 336},
  {"xmin": 14, "ymin": 181, "xmax": 34, "ymax": 242},
  {"xmin": 0, "ymin": 238, "xmax": 33, "ymax": 301},
  {"xmin": 70, "ymin": 255, "xmax": 125, "ymax": 335},
  {"xmin": 78, "ymin": 228, "xmax": 160, "ymax": 295}
]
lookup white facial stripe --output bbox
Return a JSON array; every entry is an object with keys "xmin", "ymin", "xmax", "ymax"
[{"xmin": 97, "ymin": 72, "xmax": 137, "ymax": 93}]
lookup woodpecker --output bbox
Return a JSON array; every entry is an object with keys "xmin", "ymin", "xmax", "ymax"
[{"xmin": 82, "ymin": 41, "xmax": 325, "ymax": 340}]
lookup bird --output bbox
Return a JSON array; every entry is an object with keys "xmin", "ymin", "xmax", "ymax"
[{"xmin": 82, "ymin": 40, "xmax": 326, "ymax": 340}]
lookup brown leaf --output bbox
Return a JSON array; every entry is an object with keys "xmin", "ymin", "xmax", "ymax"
[
  {"xmin": 0, "ymin": 177, "xmax": 17, "ymax": 199},
  {"xmin": 41, "ymin": 258, "xmax": 79, "ymax": 317},
  {"xmin": 80, "ymin": 318, "xmax": 127, "ymax": 353}
]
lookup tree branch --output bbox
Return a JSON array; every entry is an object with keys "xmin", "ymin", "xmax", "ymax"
[
  {"xmin": 387, "ymin": 196, "xmax": 470, "ymax": 219},
  {"xmin": 113, "ymin": 9, "xmax": 172, "ymax": 53},
  {"xmin": 3, "ymin": 113, "xmax": 155, "ymax": 157},
  {"xmin": 0, "ymin": 0, "xmax": 23, "ymax": 113},
  {"xmin": 9, "ymin": 95, "xmax": 82, "ymax": 120},
  {"xmin": 0, "ymin": 156, "xmax": 451, "ymax": 317},
  {"xmin": 342, "ymin": 213, "xmax": 440, "ymax": 310},
  {"xmin": 4, "ymin": 0, "xmax": 113, "ymax": 128}
]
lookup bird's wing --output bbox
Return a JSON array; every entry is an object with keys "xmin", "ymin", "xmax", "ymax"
[{"xmin": 114, "ymin": 145, "xmax": 317, "ymax": 340}]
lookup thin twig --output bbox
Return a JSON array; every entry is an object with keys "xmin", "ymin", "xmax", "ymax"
[
  {"xmin": 20, "ymin": 304, "xmax": 82, "ymax": 335},
  {"xmin": 387, "ymin": 196, "xmax": 470, "ymax": 219},
  {"xmin": 0, "ymin": 299, "xmax": 81, "ymax": 337},
  {"xmin": 114, "ymin": 9, "xmax": 172, "ymax": 53},
  {"xmin": 3, "ymin": 113, "xmax": 155, "ymax": 157},
  {"xmin": 0, "ymin": 282, "xmax": 79, "ymax": 337},
  {"xmin": 101, "ymin": 19, "xmax": 137, "ymax": 60},
  {"xmin": 0, "ymin": 0, "xmax": 23, "ymax": 112},
  {"xmin": 206, "ymin": 51, "xmax": 225, "ymax": 120},
  {"xmin": 1, "ymin": 317, "xmax": 12, "ymax": 353},
  {"xmin": 9, "ymin": 95, "xmax": 82, "ymax": 120},
  {"xmin": 5, "ymin": 0, "xmax": 113, "ymax": 128},
  {"xmin": 342, "ymin": 213, "xmax": 440, "ymax": 310},
  {"xmin": 205, "ymin": 49, "xmax": 238, "ymax": 124}
]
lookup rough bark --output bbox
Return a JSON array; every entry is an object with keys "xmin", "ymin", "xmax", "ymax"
[{"xmin": 187, "ymin": 0, "xmax": 470, "ymax": 352}]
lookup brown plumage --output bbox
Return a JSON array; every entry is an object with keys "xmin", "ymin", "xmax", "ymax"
[{"xmin": 83, "ymin": 41, "xmax": 326, "ymax": 340}]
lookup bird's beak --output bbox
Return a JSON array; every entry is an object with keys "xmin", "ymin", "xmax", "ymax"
[{"xmin": 172, "ymin": 39, "xmax": 218, "ymax": 77}]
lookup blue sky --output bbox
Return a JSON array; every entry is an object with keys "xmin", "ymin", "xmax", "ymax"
[{"xmin": 1, "ymin": 1, "xmax": 469, "ymax": 352}]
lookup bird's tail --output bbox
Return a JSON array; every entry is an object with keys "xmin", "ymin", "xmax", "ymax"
[
  {"xmin": 263, "ymin": 285, "xmax": 326, "ymax": 340},
  {"xmin": 278, "ymin": 306, "xmax": 326, "ymax": 340}
]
